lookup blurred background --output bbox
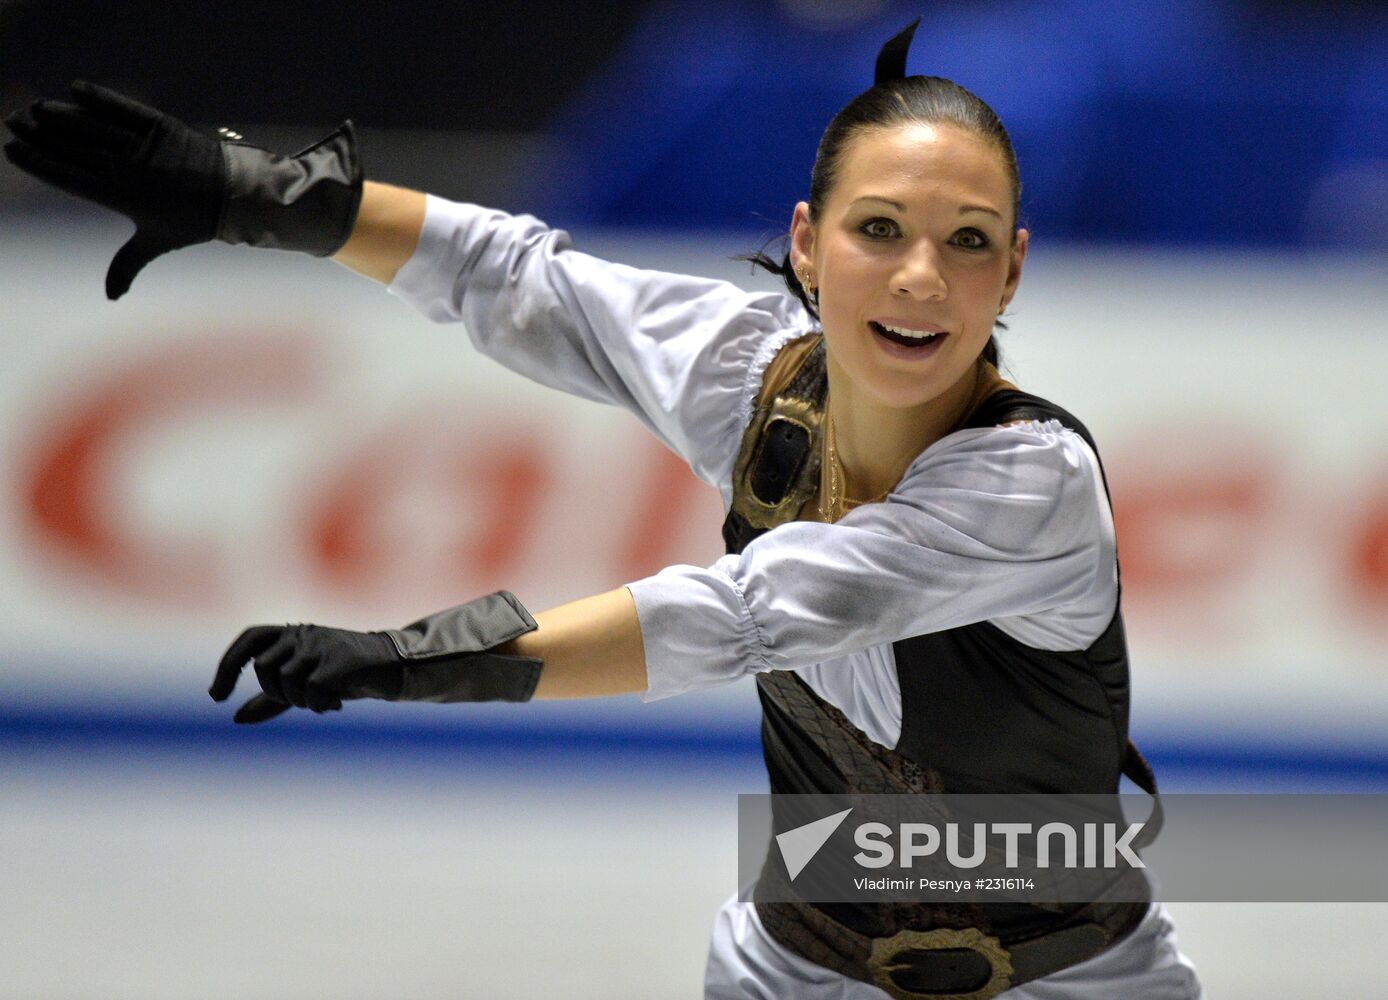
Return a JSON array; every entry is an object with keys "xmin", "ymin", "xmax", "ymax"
[{"xmin": 2, "ymin": 1, "xmax": 1387, "ymax": 996}]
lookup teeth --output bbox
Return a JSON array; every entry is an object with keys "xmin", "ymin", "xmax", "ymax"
[{"xmin": 877, "ymin": 323, "xmax": 939, "ymax": 340}]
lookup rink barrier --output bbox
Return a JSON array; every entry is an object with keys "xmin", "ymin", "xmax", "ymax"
[{"xmin": 1, "ymin": 703, "xmax": 1386, "ymax": 788}]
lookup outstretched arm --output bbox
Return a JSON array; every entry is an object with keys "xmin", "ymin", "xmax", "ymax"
[
  {"xmin": 212, "ymin": 585, "xmax": 648, "ymax": 723},
  {"xmin": 331, "ymin": 181, "xmax": 426, "ymax": 285},
  {"xmin": 5, "ymin": 82, "xmax": 808, "ymax": 488}
]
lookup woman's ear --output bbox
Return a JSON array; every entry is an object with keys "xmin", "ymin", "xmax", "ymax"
[
  {"xmin": 1000, "ymin": 228, "xmax": 1029, "ymax": 311},
  {"xmin": 789, "ymin": 201, "xmax": 815, "ymax": 278}
]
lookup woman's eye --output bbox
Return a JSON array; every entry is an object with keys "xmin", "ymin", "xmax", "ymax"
[
  {"xmin": 951, "ymin": 228, "xmax": 990, "ymax": 250},
  {"xmin": 859, "ymin": 218, "xmax": 899, "ymax": 239}
]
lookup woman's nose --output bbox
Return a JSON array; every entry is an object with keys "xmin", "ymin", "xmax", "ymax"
[{"xmin": 893, "ymin": 242, "xmax": 948, "ymax": 300}]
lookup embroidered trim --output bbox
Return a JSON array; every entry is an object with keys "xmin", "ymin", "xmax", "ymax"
[{"xmin": 737, "ymin": 327, "xmax": 807, "ymax": 430}]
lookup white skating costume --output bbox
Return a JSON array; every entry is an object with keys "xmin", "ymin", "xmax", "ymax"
[{"xmin": 388, "ymin": 195, "xmax": 1202, "ymax": 999}]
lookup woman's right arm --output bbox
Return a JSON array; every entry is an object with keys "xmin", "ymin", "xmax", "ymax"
[{"xmin": 331, "ymin": 181, "xmax": 427, "ymax": 285}]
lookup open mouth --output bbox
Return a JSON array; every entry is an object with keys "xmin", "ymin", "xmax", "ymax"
[{"xmin": 869, "ymin": 321, "xmax": 946, "ymax": 350}]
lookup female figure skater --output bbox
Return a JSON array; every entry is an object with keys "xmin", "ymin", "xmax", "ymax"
[{"xmin": 4, "ymin": 21, "xmax": 1200, "ymax": 999}]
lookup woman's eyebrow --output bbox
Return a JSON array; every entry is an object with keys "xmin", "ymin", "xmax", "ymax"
[
  {"xmin": 850, "ymin": 196, "xmax": 906, "ymax": 210},
  {"xmin": 849, "ymin": 195, "xmax": 1003, "ymax": 219}
]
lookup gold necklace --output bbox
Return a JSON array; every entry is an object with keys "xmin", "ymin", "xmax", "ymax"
[
  {"xmin": 818, "ymin": 361, "xmax": 989, "ymax": 523},
  {"xmin": 817, "ymin": 394, "xmax": 895, "ymax": 523}
]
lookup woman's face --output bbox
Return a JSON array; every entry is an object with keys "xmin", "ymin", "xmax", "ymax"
[{"xmin": 791, "ymin": 122, "xmax": 1028, "ymax": 411}]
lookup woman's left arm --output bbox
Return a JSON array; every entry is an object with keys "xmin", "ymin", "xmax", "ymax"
[
  {"xmin": 211, "ymin": 585, "xmax": 649, "ymax": 722},
  {"xmin": 215, "ymin": 424, "xmax": 1108, "ymax": 718}
]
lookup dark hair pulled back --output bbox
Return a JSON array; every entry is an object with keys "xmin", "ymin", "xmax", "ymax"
[{"xmin": 745, "ymin": 75, "xmax": 1022, "ymax": 368}]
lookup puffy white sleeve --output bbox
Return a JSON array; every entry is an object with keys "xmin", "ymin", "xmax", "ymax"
[
  {"xmin": 387, "ymin": 194, "xmax": 809, "ymax": 486},
  {"xmin": 627, "ymin": 420, "xmax": 1118, "ymax": 701}
]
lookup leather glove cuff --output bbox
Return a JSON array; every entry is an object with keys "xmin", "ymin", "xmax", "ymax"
[
  {"xmin": 216, "ymin": 121, "xmax": 363, "ymax": 256},
  {"xmin": 379, "ymin": 591, "xmax": 543, "ymax": 703}
]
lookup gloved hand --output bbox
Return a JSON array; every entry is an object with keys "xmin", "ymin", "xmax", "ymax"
[
  {"xmin": 210, "ymin": 591, "xmax": 544, "ymax": 724},
  {"xmin": 3, "ymin": 80, "xmax": 361, "ymax": 300}
]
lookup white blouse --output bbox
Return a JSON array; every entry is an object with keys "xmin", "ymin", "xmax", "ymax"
[{"xmin": 388, "ymin": 195, "xmax": 1118, "ymax": 750}]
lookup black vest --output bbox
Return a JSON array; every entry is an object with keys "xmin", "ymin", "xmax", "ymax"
[{"xmin": 724, "ymin": 338, "xmax": 1158, "ymax": 996}]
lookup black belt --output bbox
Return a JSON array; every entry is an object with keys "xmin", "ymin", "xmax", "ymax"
[{"xmin": 754, "ymin": 860, "xmax": 1147, "ymax": 1000}]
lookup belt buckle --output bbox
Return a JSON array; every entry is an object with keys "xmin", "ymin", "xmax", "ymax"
[{"xmin": 866, "ymin": 927, "xmax": 1014, "ymax": 1000}]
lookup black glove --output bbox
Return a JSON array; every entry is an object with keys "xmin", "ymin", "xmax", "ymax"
[
  {"xmin": 210, "ymin": 591, "xmax": 544, "ymax": 725},
  {"xmin": 3, "ymin": 80, "xmax": 362, "ymax": 301}
]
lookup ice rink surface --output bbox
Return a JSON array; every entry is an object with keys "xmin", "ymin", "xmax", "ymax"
[{"xmin": 3, "ymin": 734, "xmax": 1385, "ymax": 1000}]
